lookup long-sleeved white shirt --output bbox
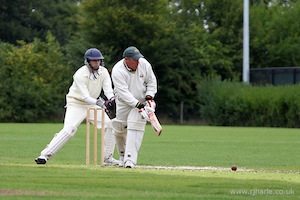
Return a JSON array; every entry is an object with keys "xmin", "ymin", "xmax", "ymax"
[
  {"xmin": 66, "ymin": 65, "xmax": 114, "ymax": 106},
  {"xmin": 111, "ymin": 58, "xmax": 157, "ymax": 107}
]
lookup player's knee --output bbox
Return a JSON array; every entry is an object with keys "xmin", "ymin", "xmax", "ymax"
[
  {"xmin": 62, "ymin": 125, "xmax": 77, "ymax": 137},
  {"xmin": 127, "ymin": 109, "xmax": 146, "ymax": 131},
  {"xmin": 127, "ymin": 121, "xmax": 146, "ymax": 132},
  {"xmin": 112, "ymin": 119, "xmax": 127, "ymax": 135},
  {"xmin": 104, "ymin": 120, "xmax": 112, "ymax": 129}
]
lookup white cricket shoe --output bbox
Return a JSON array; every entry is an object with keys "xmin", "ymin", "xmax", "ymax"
[
  {"xmin": 124, "ymin": 160, "xmax": 135, "ymax": 168},
  {"xmin": 118, "ymin": 156, "xmax": 124, "ymax": 167},
  {"xmin": 104, "ymin": 156, "xmax": 120, "ymax": 166},
  {"xmin": 35, "ymin": 155, "xmax": 48, "ymax": 164}
]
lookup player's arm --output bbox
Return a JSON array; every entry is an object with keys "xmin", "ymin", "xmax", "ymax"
[
  {"xmin": 73, "ymin": 71, "xmax": 106, "ymax": 107},
  {"xmin": 144, "ymin": 60, "xmax": 157, "ymax": 99},
  {"xmin": 73, "ymin": 73, "xmax": 97, "ymax": 104},
  {"xmin": 102, "ymin": 68, "xmax": 114, "ymax": 100},
  {"xmin": 139, "ymin": 101, "xmax": 162, "ymax": 136}
]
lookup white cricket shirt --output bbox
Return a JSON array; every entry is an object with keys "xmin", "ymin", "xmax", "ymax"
[
  {"xmin": 66, "ymin": 65, "xmax": 114, "ymax": 106},
  {"xmin": 111, "ymin": 58, "xmax": 157, "ymax": 107}
]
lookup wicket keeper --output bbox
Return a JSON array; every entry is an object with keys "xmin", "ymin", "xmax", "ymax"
[{"xmin": 35, "ymin": 48, "xmax": 119, "ymax": 165}]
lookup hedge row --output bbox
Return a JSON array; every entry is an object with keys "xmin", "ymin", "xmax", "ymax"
[
  {"xmin": 199, "ymin": 79, "xmax": 300, "ymax": 128},
  {"xmin": 0, "ymin": 34, "xmax": 72, "ymax": 122}
]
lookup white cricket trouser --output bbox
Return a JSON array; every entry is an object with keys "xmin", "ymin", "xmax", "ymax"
[
  {"xmin": 115, "ymin": 101, "xmax": 146, "ymax": 165},
  {"xmin": 40, "ymin": 104, "xmax": 115, "ymax": 160}
]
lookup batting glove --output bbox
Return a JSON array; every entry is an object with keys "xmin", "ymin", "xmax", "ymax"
[
  {"xmin": 145, "ymin": 95, "xmax": 153, "ymax": 100},
  {"xmin": 139, "ymin": 106, "xmax": 155, "ymax": 122},
  {"xmin": 139, "ymin": 109, "xmax": 150, "ymax": 121},
  {"xmin": 135, "ymin": 102, "xmax": 145, "ymax": 109},
  {"xmin": 145, "ymin": 99, "xmax": 156, "ymax": 111}
]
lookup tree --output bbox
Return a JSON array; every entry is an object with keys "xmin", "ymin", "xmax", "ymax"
[
  {"xmin": 0, "ymin": 0, "xmax": 79, "ymax": 46},
  {"xmin": 0, "ymin": 32, "xmax": 72, "ymax": 122},
  {"xmin": 79, "ymin": 0, "xmax": 169, "ymax": 68},
  {"xmin": 79, "ymin": 0, "xmax": 244, "ymax": 121},
  {"xmin": 154, "ymin": 0, "xmax": 242, "ymax": 120},
  {"xmin": 250, "ymin": 0, "xmax": 300, "ymax": 68}
]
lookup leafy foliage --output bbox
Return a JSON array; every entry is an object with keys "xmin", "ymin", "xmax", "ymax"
[
  {"xmin": 0, "ymin": 0, "xmax": 79, "ymax": 45},
  {"xmin": 0, "ymin": 33, "xmax": 72, "ymax": 122},
  {"xmin": 199, "ymin": 78, "xmax": 300, "ymax": 127},
  {"xmin": 250, "ymin": 0, "xmax": 300, "ymax": 68},
  {"xmin": 1, "ymin": 0, "xmax": 300, "ymax": 123},
  {"xmin": 79, "ymin": 0, "xmax": 169, "ymax": 66}
]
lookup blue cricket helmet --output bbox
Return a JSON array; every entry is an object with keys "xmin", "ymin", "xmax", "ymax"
[{"xmin": 84, "ymin": 48, "xmax": 104, "ymax": 60}]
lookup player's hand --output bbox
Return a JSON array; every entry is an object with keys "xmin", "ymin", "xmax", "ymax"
[
  {"xmin": 145, "ymin": 99, "xmax": 156, "ymax": 111},
  {"xmin": 135, "ymin": 102, "xmax": 145, "ymax": 109},
  {"xmin": 104, "ymin": 97, "xmax": 116, "ymax": 119},
  {"xmin": 96, "ymin": 98, "xmax": 105, "ymax": 108},
  {"xmin": 104, "ymin": 97, "xmax": 115, "ymax": 109},
  {"xmin": 139, "ymin": 106, "xmax": 155, "ymax": 122},
  {"xmin": 139, "ymin": 108, "xmax": 150, "ymax": 121},
  {"xmin": 145, "ymin": 95, "xmax": 153, "ymax": 100}
]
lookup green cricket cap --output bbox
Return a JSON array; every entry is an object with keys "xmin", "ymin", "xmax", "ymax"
[{"xmin": 123, "ymin": 46, "xmax": 144, "ymax": 60}]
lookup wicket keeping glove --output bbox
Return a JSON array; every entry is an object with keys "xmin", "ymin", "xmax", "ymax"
[{"xmin": 104, "ymin": 97, "xmax": 116, "ymax": 119}]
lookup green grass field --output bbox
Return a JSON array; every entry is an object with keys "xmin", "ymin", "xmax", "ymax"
[{"xmin": 0, "ymin": 123, "xmax": 299, "ymax": 199}]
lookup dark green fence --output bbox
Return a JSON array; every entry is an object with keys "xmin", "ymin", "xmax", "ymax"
[{"xmin": 250, "ymin": 67, "xmax": 300, "ymax": 85}]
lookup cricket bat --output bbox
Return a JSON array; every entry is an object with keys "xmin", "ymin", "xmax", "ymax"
[{"xmin": 148, "ymin": 111, "xmax": 162, "ymax": 136}]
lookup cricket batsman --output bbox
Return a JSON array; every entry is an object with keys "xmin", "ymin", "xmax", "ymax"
[
  {"xmin": 111, "ymin": 46, "xmax": 157, "ymax": 168},
  {"xmin": 35, "ymin": 48, "xmax": 119, "ymax": 165}
]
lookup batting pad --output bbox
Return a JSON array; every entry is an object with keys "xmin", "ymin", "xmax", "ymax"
[
  {"xmin": 104, "ymin": 127, "xmax": 116, "ymax": 159},
  {"xmin": 127, "ymin": 109, "xmax": 146, "ymax": 131},
  {"xmin": 111, "ymin": 119, "xmax": 127, "ymax": 133},
  {"xmin": 41, "ymin": 126, "xmax": 77, "ymax": 159}
]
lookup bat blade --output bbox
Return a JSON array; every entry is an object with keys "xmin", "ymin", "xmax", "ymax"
[{"xmin": 148, "ymin": 112, "xmax": 162, "ymax": 136}]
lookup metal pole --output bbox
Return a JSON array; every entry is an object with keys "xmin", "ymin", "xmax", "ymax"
[
  {"xmin": 243, "ymin": 0, "xmax": 250, "ymax": 83},
  {"xmin": 180, "ymin": 101, "xmax": 183, "ymax": 124}
]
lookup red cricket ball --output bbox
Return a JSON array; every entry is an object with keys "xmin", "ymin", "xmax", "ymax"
[{"xmin": 231, "ymin": 165, "xmax": 237, "ymax": 171}]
